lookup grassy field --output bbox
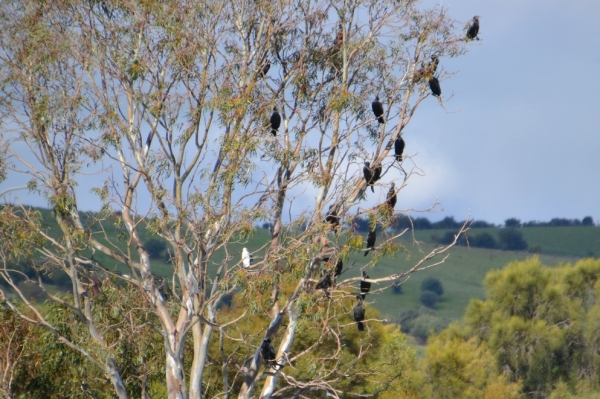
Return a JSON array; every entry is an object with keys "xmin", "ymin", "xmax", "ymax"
[{"xmin": 363, "ymin": 241, "xmax": 577, "ymax": 322}]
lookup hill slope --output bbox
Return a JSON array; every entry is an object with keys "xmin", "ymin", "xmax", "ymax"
[{"xmin": 5, "ymin": 208, "xmax": 596, "ymax": 327}]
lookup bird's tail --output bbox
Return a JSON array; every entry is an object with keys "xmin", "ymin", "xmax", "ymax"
[
  {"xmin": 396, "ymin": 155, "xmax": 402, "ymax": 162},
  {"xmin": 370, "ymin": 186, "xmax": 374, "ymax": 193},
  {"xmin": 378, "ymin": 116, "xmax": 384, "ymax": 124},
  {"xmin": 360, "ymin": 293, "xmax": 366, "ymax": 300},
  {"xmin": 357, "ymin": 321, "xmax": 364, "ymax": 331},
  {"xmin": 271, "ymin": 129, "xmax": 277, "ymax": 136},
  {"xmin": 364, "ymin": 249, "xmax": 369, "ymax": 256}
]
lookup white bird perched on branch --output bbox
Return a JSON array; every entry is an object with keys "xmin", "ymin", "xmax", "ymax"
[{"xmin": 242, "ymin": 247, "xmax": 253, "ymax": 268}]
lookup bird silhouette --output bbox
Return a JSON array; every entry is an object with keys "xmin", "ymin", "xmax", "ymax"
[
  {"xmin": 429, "ymin": 77, "xmax": 441, "ymax": 97},
  {"xmin": 334, "ymin": 258, "xmax": 343, "ymax": 278},
  {"xmin": 353, "ymin": 295, "xmax": 366, "ymax": 331},
  {"xmin": 364, "ymin": 228, "xmax": 376, "ymax": 256},
  {"xmin": 325, "ymin": 205, "xmax": 340, "ymax": 232},
  {"xmin": 394, "ymin": 137, "xmax": 405, "ymax": 162},
  {"xmin": 363, "ymin": 162, "xmax": 382, "ymax": 193},
  {"xmin": 386, "ymin": 183, "xmax": 397, "ymax": 210},
  {"xmin": 371, "ymin": 96, "xmax": 384, "ymax": 124},
  {"xmin": 373, "ymin": 163, "xmax": 382, "ymax": 183},
  {"xmin": 270, "ymin": 106, "xmax": 281, "ymax": 136},
  {"xmin": 363, "ymin": 162, "xmax": 375, "ymax": 193},
  {"xmin": 261, "ymin": 338, "xmax": 277, "ymax": 368},
  {"xmin": 466, "ymin": 16, "xmax": 480, "ymax": 41},
  {"xmin": 360, "ymin": 270, "xmax": 371, "ymax": 299},
  {"xmin": 259, "ymin": 60, "xmax": 271, "ymax": 78},
  {"xmin": 315, "ymin": 271, "xmax": 332, "ymax": 290}
]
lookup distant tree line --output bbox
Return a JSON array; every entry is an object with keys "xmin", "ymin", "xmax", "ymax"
[
  {"xmin": 511, "ymin": 216, "xmax": 595, "ymax": 227},
  {"xmin": 349, "ymin": 215, "xmax": 595, "ymax": 233},
  {"xmin": 432, "ymin": 228, "xmax": 529, "ymax": 251}
]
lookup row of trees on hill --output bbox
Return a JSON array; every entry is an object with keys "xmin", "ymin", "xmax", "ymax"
[
  {"xmin": 508, "ymin": 217, "xmax": 595, "ymax": 227},
  {"xmin": 353, "ymin": 215, "xmax": 596, "ymax": 232},
  {"xmin": 353, "ymin": 215, "xmax": 494, "ymax": 231},
  {"xmin": 432, "ymin": 228, "xmax": 529, "ymax": 251}
]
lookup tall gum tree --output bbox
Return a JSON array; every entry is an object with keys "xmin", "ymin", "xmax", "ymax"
[{"xmin": 0, "ymin": 0, "xmax": 473, "ymax": 398}]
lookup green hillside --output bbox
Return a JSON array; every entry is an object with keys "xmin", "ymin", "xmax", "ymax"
[{"xmin": 5, "ymin": 208, "xmax": 598, "ymax": 331}]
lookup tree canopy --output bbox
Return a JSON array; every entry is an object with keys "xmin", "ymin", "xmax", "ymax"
[
  {"xmin": 0, "ymin": 0, "xmax": 474, "ymax": 397},
  {"xmin": 422, "ymin": 258, "xmax": 600, "ymax": 399}
]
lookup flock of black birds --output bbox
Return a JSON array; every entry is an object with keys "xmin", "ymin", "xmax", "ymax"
[{"xmin": 256, "ymin": 15, "xmax": 480, "ymax": 366}]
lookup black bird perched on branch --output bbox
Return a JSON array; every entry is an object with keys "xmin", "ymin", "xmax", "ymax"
[
  {"xmin": 315, "ymin": 270, "xmax": 332, "ymax": 291},
  {"xmin": 353, "ymin": 295, "xmax": 366, "ymax": 331},
  {"xmin": 363, "ymin": 162, "xmax": 382, "ymax": 193},
  {"xmin": 429, "ymin": 77, "xmax": 441, "ymax": 97},
  {"xmin": 364, "ymin": 228, "xmax": 376, "ymax": 256},
  {"xmin": 371, "ymin": 96, "xmax": 384, "ymax": 124},
  {"xmin": 325, "ymin": 205, "xmax": 340, "ymax": 232},
  {"xmin": 360, "ymin": 270, "xmax": 371, "ymax": 299},
  {"xmin": 334, "ymin": 258, "xmax": 343, "ymax": 278},
  {"xmin": 363, "ymin": 162, "xmax": 375, "ymax": 192},
  {"xmin": 394, "ymin": 136, "xmax": 405, "ymax": 162},
  {"xmin": 259, "ymin": 60, "xmax": 271, "ymax": 78},
  {"xmin": 323, "ymin": 257, "xmax": 343, "ymax": 279},
  {"xmin": 373, "ymin": 163, "xmax": 382, "ymax": 182},
  {"xmin": 261, "ymin": 338, "xmax": 277, "ymax": 368},
  {"xmin": 466, "ymin": 16, "xmax": 480, "ymax": 41},
  {"xmin": 386, "ymin": 183, "xmax": 397, "ymax": 210},
  {"xmin": 270, "ymin": 107, "xmax": 281, "ymax": 136}
]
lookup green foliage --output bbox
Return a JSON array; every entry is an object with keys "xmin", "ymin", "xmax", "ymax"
[
  {"xmin": 398, "ymin": 308, "xmax": 419, "ymax": 333},
  {"xmin": 410, "ymin": 313, "xmax": 449, "ymax": 344},
  {"xmin": 0, "ymin": 280, "xmax": 167, "ymax": 398},
  {"xmin": 498, "ymin": 228, "xmax": 528, "ymax": 251},
  {"xmin": 505, "ymin": 218, "xmax": 522, "ymax": 228},
  {"xmin": 144, "ymin": 238, "xmax": 167, "ymax": 259},
  {"xmin": 582, "ymin": 216, "xmax": 595, "ymax": 227},
  {"xmin": 421, "ymin": 276, "xmax": 444, "ymax": 296},
  {"xmin": 419, "ymin": 290, "xmax": 439, "ymax": 309},
  {"xmin": 420, "ymin": 324, "xmax": 522, "ymax": 399},
  {"xmin": 469, "ymin": 231, "xmax": 498, "ymax": 249},
  {"xmin": 452, "ymin": 258, "xmax": 600, "ymax": 398},
  {"xmin": 0, "ymin": 206, "xmax": 44, "ymax": 261}
]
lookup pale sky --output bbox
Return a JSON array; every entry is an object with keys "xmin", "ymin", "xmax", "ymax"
[
  {"xmin": 1, "ymin": 0, "xmax": 599, "ymax": 226},
  {"xmin": 398, "ymin": 0, "xmax": 600, "ymax": 224}
]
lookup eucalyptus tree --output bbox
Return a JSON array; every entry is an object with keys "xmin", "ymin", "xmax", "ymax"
[{"xmin": 0, "ymin": 0, "xmax": 472, "ymax": 397}]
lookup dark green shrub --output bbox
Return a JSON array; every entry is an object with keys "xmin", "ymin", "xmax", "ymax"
[
  {"xmin": 471, "ymin": 232, "xmax": 498, "ymax": 249},
  {"xmin": 498, "ymin": 228, "xmax": 528, "ymax": 251},
  {"xmin": 419, "ymin": 290, "xmax": 439, "ymax": 308},
  {"xmin": 144, "ymin": 238, "xmax": 167, "ymax": 259},
  {"xmin": 398, "ymin": 309, "xmax": 419, "ymax": 333},
  {"xmin": 421, "ymin": 276, "xmax": 444, "ymax": 296},
  {"xmin": 410, "ymin": 314, "xmax": 448, "ymax": 343}
]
